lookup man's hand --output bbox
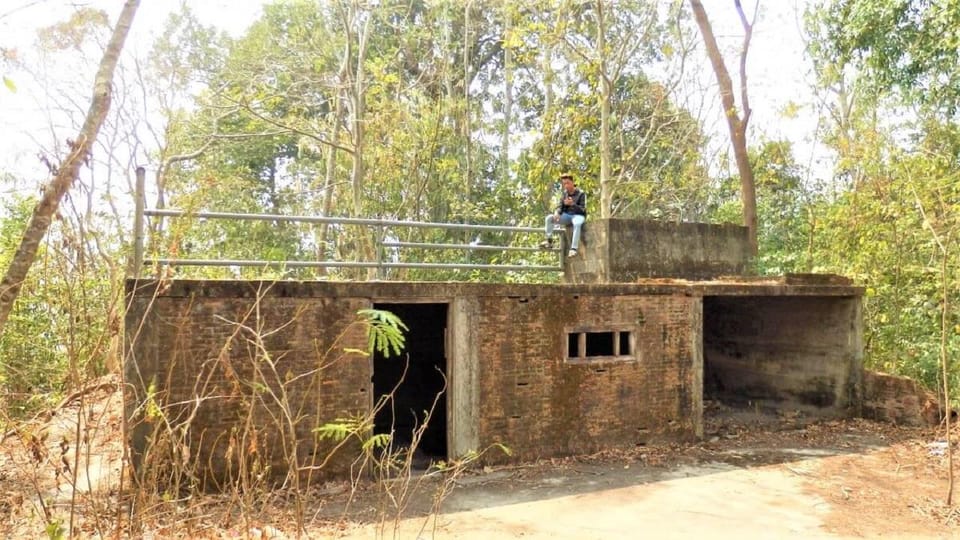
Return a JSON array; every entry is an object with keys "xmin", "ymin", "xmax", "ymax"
[
  {"xmin": 564, "ymin": 196, "xmax": 573, "ymax": 205},
  {"xmin": 552, "ymin": 214, "xmax": 560, "ymax": 223}
]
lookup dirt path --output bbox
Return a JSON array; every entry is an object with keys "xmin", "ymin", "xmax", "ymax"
[
  {"xmin": 334, "ymin": 461, "xmax": 830, "ymax": 539},
  {"xmin": 320, "ymin": 418, "xmax": 958, "ymax": 539},
  {"xmin": 327, "ymin": 444, "xmax": 954, "ymax": 539}
]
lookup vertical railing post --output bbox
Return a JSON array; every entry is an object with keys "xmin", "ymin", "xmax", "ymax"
[
  {"xmin": 131, "ymin": 166, "xmax": 145, "ymax": 277},
  {"xmin": 375, "ymin": 225, "xmax": 385, "ymax": 280}
]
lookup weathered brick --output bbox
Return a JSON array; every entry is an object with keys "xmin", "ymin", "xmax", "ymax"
[{"xmin": 125, "ymin": 279, "xmax": 862, "ymax": 486}]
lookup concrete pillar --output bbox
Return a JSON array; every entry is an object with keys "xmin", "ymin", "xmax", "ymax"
[{"xmin": 449, "ymin": 296, "xmax": 480, "ymax": 457}]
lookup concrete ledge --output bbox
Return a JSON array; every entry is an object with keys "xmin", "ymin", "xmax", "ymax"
[{"xmin": 565, "ymin": 219, "xmax": 751, "ymax": 284}]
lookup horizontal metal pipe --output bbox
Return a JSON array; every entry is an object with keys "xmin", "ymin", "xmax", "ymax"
[
  {"xmin": 146, "ymin": 258, "xmax": 561, "ymax": 272},
  {"xmin": 145, "ymin": 208, "xmax": 543, "ymax": 234},
  {"xmin": 381, "ymin": 241, "xmax": 555, "ymax": 252}
]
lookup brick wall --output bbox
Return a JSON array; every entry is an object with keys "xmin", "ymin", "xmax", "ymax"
[
  {"xmin": 125, "ymin": 280, "xmax": 859, "ymax": 486},
  {"xmin": 862, "ymin": 370, "xmax": 940, "ymax": 426},
  {"xmin": 125, "ymin": 283, "xmax": 372, "ymax": 487},
  {"xmin": 474, "ymin": 293, "xmax": 702, "ymax": 463}
]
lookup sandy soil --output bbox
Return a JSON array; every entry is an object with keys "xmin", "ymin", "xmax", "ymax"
[{"xmin": 1, "ymin": 382, "xmax": 958, "ymax": 539}]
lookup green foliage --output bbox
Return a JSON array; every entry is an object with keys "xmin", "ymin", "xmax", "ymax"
[
  {"xmin": 801, "ymin": 119, "xmax": 959, "ymax": 391},
  {"xmin": 808, "ymin": 0, "xmax": 960, "ymax": 116},
  {"xmin": 150, "ymin": 1, "xmax": 709, "ymax": 281},
  {"xmin": 144, "ymin": 379, "xmax": 163, "ymax": 421},
  {"xmin": 0, "ymin": 197, "xmax": 65, "ymax": 414},
  {"xmin": 36, "ymin": 7, "xmax": 110, "ymax": 51},
  {"xmin": 519, "ymin": 72, "xmax": 710, "ymax": 222},
  {"xmin": 0, "ymin": 174, "xmax": 122, "ymax": 416},
  {"xmin": 752, "ymin": 141, "xmax": 814, "ymax": 275},
  {"xmin": 314, "ymin": 418, "xmax": 363, "ymax": 443},
  {"xmin": 315, "ymin": 414, "xmax": 392, "ymax": 453},
  {"xmin": 358, "ymin": 309, "xmax": 407, "ymax": 358},
  {"xmin": 362, "ymin": 433, "xmax": 392, "ymax": 452},
  {"xmin": 44, "ymin": 519, "xmax": 65, "ymax": 540},
  {"xmin": 804, "ymin": 0, "xmax": 960, "ymax": 393}
]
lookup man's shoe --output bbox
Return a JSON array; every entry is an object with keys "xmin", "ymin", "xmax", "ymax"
[
  {"xmin": 539, "ymin": 239, "xmax": 554, "ymax": 249},
  {"xmin": 567, "ymin": 249, "xmax": 578, "ymax": 257}
]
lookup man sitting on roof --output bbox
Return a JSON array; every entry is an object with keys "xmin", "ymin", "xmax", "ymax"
[{"xmin": 540, "ymin": 173, "xmax": 586, "ymax": 258}]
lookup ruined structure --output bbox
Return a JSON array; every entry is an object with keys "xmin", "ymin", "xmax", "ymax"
[{"xmin": 124, "ymin": 219, "xmax": 864, "ymax": 485}]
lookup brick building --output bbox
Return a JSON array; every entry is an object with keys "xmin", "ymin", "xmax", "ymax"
[{"xmin": 124, "ymin": 220, "xmax": 863, "ymax": 485}]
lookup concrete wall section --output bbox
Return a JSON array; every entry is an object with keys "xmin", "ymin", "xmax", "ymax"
[
  {"xmin": 475, "ymin": 294, "xmax": 702, "ymax": 463},
  {"xmin": 565, "ymin": 219, "xmax": 750, "ymax": 283},
  {"xmin": 702, "ymin": 296, "xmax": 863, "ymax": 415},
  {"xmin": 607, "ymin": 220, "xmax": 750, "ymax": 281},
  {"xmin": 449, "ymin": 296, "xmax": 481, "ymax": 458}
]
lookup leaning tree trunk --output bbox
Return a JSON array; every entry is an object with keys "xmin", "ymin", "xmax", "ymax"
[
  {"xmin": 689, "ymin": 0, "xmax": 758, "ymax": 257},
  {"xmin": 0, "ymin": 0, "xmax": 141, "ymax": 337}
]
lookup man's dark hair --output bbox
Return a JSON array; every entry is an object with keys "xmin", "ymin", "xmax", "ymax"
[{"xmin": 559, "ymin": 173, "xmax": 574, "ymax": 182}]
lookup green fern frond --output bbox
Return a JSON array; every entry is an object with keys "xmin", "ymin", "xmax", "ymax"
[
  {"xmin": 358, "ymin": 308, "xmax": 408, "ymax": 358},
  {"xmin": 361, "ymin": 433, "xmax": 392, "ymax": 452}
]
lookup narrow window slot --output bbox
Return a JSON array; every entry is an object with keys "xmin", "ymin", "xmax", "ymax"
[{"xmin": 565, "ymin": 329, "xmax": 635, "ymax": 363}]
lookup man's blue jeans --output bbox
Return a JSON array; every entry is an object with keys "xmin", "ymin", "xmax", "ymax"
[{"xmin": 544, "ymin": 213, "xmax": 585, "ymax": 250}]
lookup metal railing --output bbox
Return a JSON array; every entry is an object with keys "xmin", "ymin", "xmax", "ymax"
[{"xmin": 131, "ymin": 167, "xmax": 562, "ymax": 278}]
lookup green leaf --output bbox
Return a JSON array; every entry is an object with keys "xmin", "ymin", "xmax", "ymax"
[
  {"xmin": 45, "ymin": 519, "xmax": 65, "ymax": 540},
  {"xmin": 2, "ymin": 76, "xmax": 15, "ymax": 93},
  {"xmin": 315, "ymin": 422, "xmax": 352, "ymax": 442},
  {"xmin": 358, "ymin": 308, "xmax": 407, "ymax": 358},
  {"xmin": 361, "ymin": 433, "xmax": 391, "ymax": 451}
]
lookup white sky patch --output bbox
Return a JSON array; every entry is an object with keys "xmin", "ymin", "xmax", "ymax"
[
  {"xmin": 690, "ymin": 1, "xmax": 834, "ymax": 182},
  {"xmin": 0, "ymin": 1, "xmax": 264, "ymax": 194}
]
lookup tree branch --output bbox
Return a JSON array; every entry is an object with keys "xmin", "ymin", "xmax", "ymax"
[
  {"xmin": 735, "ymin": 0, "xmax": 757, "ymax": 131},
  {"xmin": 0, "ymin": 0, "xmax": 140, "ymax": 337}
]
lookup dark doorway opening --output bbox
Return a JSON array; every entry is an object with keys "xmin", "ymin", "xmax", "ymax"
[
  {"xmin": 702, "ymin": 295, "xmax": 791, "ymax": 432},
  {"xmin": 703, "ymin": 294, "xmax": 857, "ymax": 433},
  {"xmin": 372, "ymin": 303, "xmax": 448, "ymax": 467}
]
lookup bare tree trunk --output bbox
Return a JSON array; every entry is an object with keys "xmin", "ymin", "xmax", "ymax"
[
  {"xmin": 316, "ymin": 98, "xmax": 342, "ymax": 264},
  {"xmin": 914, "ymin": 187, "xmax": 955, "ymax": 505},
  {"xmin": 689, "ymin": 0, "xmax": 758, "ymax": 256},
  {"xmin": 0, "ymin": 0, "xmax": 140, "ymax": 338},
  {"xmin": 940, "ymin": 244, "xmax": 953, "ymax": 505},
  {"xmin": 537, "ymin": 15, "xmax": 554, "ymax": 211},
  {"xmin": 316, "ymin": 20, "xmax": 352, "ymax": 273},
  {"xmin": 501, "ymin": 3, "xmax": 512, "ymax": 188},
  {"xmin": 463, "ymin": 1, "xmax": 473, "ymax": 202},
  {"xmin": 346, "ymin": 7, "xmax": 370, "ymax": 220},
  {"xmin": 597, "ymin": 1, "xmax": 612, "ymax": 219},
  {"xmin": 340, "ymin": 2, "xmax": 375, "ymax": 278}
]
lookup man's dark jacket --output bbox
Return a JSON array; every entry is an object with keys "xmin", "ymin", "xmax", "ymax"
[{"xmin": 555, "ymin": 188, "xmax": 587, "ymax": 217}]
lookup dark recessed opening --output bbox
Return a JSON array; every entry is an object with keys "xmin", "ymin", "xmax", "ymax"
[
  {"xmin": 372, "ymin": 302, "xmax": 448, "ymax": 468},
  {"xmin": 567, "ymin": 330, "xmax": 634, "ymax": 361},
  {"xmin": 585, "ymin": 331, "xmax": 615, "ymax": 356},
  {"xmin": 619, "ymin": 332, "xmax": 631, "ymax": 355},
  {"xmin": 568, "ymin": 333, "xmax": 579, "ymax": 358},
  {"xmin": 703, "ymin": 295, "xmax": 848, "ymax": 414}
]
